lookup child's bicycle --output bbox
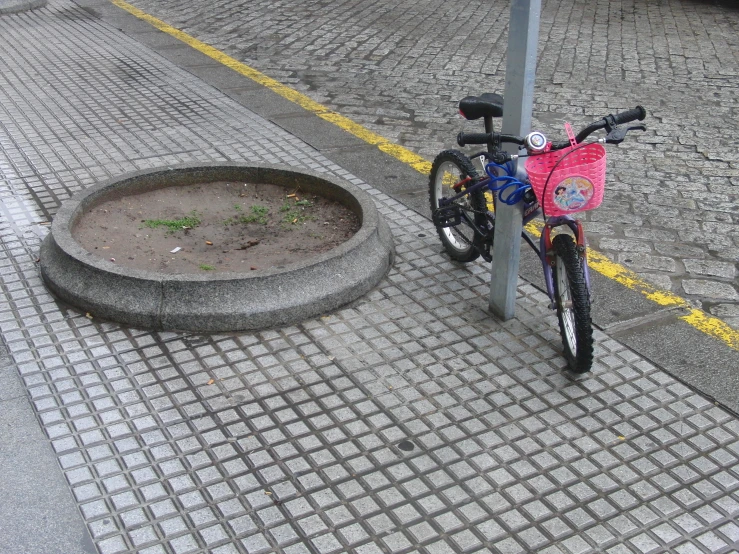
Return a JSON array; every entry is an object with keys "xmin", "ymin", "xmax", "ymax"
[{"xmin": 429, "ymin": 92, "xmax": 646, "ymax": 373}]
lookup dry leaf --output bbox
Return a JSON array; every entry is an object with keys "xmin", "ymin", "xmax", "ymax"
[
  {"xmin": 85, "ymin": 312, "xmax": 94, "ymax": 320},
  {"xmin": 207, "ymin": 379, "xmax": 215, "ymax": 385}
]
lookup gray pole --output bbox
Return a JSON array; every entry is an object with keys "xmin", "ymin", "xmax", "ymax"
[{"xmin": 489, "ymin": 0, "xmax": 542, "ymax": 320}]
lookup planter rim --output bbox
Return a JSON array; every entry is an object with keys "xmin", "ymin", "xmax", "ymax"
[{"xmin": 40, "ymin": 162, "xmax": 395, "ymax": 332}]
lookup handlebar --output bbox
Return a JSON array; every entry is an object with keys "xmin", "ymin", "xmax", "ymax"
[
  {"xmin": 456, "ymin": 132, "xmax": 489, "ymax": 146},
  {"xmin": 567, "ymin": 105, "xmax": 647, "ymax": 146},
  {"xmin": 610, "ymin": 106, "xmax": 646, "ymax": 125},
  {"xmin": 456, "ymin": 105, "xmax": 647, "ymax": 152},
  {"xmin": 456, "ymin": 131, "xmax": 525, "ymax": 147}
]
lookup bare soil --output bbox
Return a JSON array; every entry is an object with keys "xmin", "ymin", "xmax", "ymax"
[{"xmin": 72, "ymin": 181, "xmax": 360, "ymax": 274}]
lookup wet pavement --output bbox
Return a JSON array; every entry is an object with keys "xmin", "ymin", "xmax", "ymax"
[{"xmin": 1, "ymin": 1, "xmax": 739, "ymax": 554}]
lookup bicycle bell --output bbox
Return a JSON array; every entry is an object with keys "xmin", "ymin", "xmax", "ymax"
[{"xmin": 524, "ymin": 131, "xmax": 547, "ymax": 152}]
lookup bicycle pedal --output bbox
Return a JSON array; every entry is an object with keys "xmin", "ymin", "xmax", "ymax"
[{"xmin": 432, "ymin": 205, "xmax": 462, "ymax": 228}]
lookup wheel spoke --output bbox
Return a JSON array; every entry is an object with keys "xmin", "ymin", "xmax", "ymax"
[
  {"xmin": 557, "ymin": 254, "xmax": 578, "ymax": 353},
  {"xmin": 552, "ymin": 234, "xmax": 594, "ymax": 373},
  {"xmin": 428, "ymin": 150, "xmax": 484, "ymax": 263}
]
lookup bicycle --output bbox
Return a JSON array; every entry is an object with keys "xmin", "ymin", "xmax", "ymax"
[{"xmin": 429, "ymin": 92, "xmax": 646, "ymax": 373}]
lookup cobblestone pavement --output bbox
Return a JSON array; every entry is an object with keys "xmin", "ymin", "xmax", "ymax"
[
  {"xmin": 2, "ymin": 2, "xmax": 739, "ymax": 554},
  {"xmin": 121, "ymin": 0, "xmax": 739, "ymax": 328}
]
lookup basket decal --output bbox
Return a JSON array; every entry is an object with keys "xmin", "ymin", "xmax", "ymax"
[{"xmin": 553, "ymin": 175, "xmax": 594, "ymax": 212}]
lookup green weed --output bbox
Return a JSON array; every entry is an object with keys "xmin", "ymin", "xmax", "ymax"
[
  {"xmin": 143, "ymin": 211, "xmax": 201, "ymax": 233},
  {"xmin": 281, "ymin": 209, "xmax": 314, "ymax": 227},
  {"xmin": 239, "ymin": 205, "xmax": 269, "ymax": 225},
  {"xmin": 280, "ymin": 199, "xmax": 315, "ymax": 228},
  {"xmin": 199, "ymin": 264, "xmax": 215, "ymax": 271}
]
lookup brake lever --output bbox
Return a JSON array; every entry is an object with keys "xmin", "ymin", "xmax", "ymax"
[{"xmin": 605, "ymin": 123, "xmax": 647, "ymax": 144}]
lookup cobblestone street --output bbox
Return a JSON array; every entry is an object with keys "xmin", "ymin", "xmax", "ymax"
[{"xmin": 122, "ymin": 0, "xmax": 739, "ymax": 327}]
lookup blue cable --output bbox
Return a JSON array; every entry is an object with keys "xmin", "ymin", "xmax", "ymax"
[{"xmin": 484, "ymin": 161, "xmax": 532, "ymax": 205}]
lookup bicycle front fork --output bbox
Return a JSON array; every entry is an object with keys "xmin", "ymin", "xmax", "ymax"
[{"xmin": 540, "ymin": 216, "xmax": 592, "ymax": 306}]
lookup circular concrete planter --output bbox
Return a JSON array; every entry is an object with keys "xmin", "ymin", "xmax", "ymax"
[{"xmin": 40, "ymin": 163, "xmax": 394, "ymax": 332}]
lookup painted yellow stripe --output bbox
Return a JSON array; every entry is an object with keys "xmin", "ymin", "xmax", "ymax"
[
  {"xmin": 525, "ymin": 220, "xmax": 739, "ymax": 350},
  {"xmin": 111, "ymin": 0, "xmax": 738, "ymax": 352},
  {"xmin": 111, "ymin": 0, "xmax": 433, "ymax": 174}
]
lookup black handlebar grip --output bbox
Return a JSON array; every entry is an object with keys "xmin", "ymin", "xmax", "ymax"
[
  {"xmin": 610, "ymin": 106, "xmax": 646, "ymax": 125},
  {"xmin": 549, "ymin": 141, "xmax": 571, "ymax": 151},
  {"xmin": 457, "ymin": 132, "xmax": 491, "ymax": 147}
]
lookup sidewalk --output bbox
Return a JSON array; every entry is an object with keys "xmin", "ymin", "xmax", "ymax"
[{"xmin": 1, "ymin": 1, "xmax": 738, "ymax": 554}]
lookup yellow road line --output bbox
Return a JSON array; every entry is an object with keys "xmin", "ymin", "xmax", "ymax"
[
  {"xmin": 525, "ymin": 221, "xmax": 739, "ymax": 350},
  {"xmin": 111, "ymin": 0, "xmax": 739, "ymax": 352}
]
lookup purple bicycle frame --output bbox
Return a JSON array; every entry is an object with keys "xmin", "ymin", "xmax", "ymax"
[{"xmin": 539, "ymin": 215, "xmax": 592, "ymax": 305}]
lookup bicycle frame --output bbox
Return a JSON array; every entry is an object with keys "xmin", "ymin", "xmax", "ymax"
[{"xmin": 443, "ymin": 162, "xmax": 593, "ymax": 306}]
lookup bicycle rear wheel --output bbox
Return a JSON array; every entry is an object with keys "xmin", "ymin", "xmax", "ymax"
[
  {"xmin": 552, "ymin": 234, "xmax": 594, "ymax": 373},
  {"xmin": 428, "ymin": 150, "xmax": 486, "ymax": 262}
]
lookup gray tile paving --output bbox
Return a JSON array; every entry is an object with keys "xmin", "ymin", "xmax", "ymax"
[{"xmin": 1, "ymin": 1, "xmax": 739, "ymax": 554}]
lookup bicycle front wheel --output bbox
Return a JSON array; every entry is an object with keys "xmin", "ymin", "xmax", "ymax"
[
  {"xmin": 428, "ymin": 150, "xmax": 485, "ymax": 262},
  {"xmin": 552, "ymin": 234, "xmax": 594, "ymax": 373}
]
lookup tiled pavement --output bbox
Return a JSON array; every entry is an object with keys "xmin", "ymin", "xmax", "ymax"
[{"xmin": 1, "ymin": 2, "xmax": 739, "ymax": 554}]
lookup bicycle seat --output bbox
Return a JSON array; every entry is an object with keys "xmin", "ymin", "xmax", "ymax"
[{"xmin": 459, "ymin": 93, "xmax": 504, "ymax": 120}]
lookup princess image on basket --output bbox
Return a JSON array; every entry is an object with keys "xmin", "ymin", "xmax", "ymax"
[{"xmin": 553, "ymin": 176, "xmax": 594, "ymax": 212}]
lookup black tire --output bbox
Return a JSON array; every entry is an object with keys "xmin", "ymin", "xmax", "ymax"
[
  {"xmin": 552, "ymin": 234, "xmax": 594, "ymax": 373},
  {"xmin": 428, "ymin": 150, "xmax": 487, "ymax": 262}
]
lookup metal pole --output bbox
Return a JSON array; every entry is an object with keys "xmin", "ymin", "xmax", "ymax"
[{"xmin": 489, "ymin": 0, "xmax": 541, "ymax": 320}]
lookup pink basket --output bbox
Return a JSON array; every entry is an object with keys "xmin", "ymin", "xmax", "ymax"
[{"xmin": 525, "ymin": 124, "xmax": 607, "ymax": 216}]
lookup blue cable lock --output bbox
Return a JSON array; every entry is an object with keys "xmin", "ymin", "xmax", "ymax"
[{"xmin": 485, "ymin": 161, "xmax": 532, "ymax": 205}]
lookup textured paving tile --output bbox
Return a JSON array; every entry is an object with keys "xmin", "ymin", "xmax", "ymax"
[{"xmin": 0, "ymin": 1, "xmax": 738, "ymax": 553}]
